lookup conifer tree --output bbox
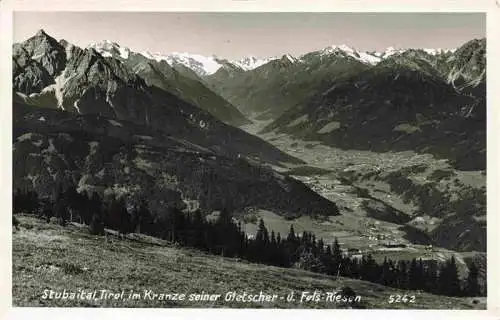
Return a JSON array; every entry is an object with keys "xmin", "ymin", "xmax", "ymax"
[
  {"xmin": 106, "ymin": 195, "xmax": 120, "ymax": 230},
  {"xmin": 218, "ymin": 208, "xmax": 232, "ymax": 226},
  {"xmin": 301, "ymin": 231, "xmax": 308, "ymax": 246},
  {"xmin": 90, "ymin": 192, "xmax": 103, "ymax": 221},
  {"xmin": 63, "ymin": 184, "xmax": 79, "ymax": 221},
  {"xmin": 447, "ymin": 256, "xmax": 462, "ymax": 296},
  {"xmin": 256, "ymin": 218, "xmax": 270, "ymax": 246},
  {"xmin": 52, "ymin": 184, "xmax": 68, "ymax": 226},
  {"xmin": 287, "ymin": 224, "xmax": 296, "ymax": 242},
  {"xmin": 296, "ymin": 248, "xmax": 325, "ymax": 273},
  {"xmin": 13, "ymin": 188, "xmax": 22, "ymax": 213},
  {"xmin": 325, "ymin": 244, "xmax": 332, "ymax": 256},
  {"xmin": 332, "ymin": 237, "xmax": 343, "ymax": 265},
  {"xmin": 409, "ymin": 258, "xmax": 421, "ymax": 290},
  {"xmin": 192, "ymin": 209, "xmax": 206, "ymax": 249},
  {"xmin": 317, "ymin": 238, "xmax": 324, "ymax": 254},
  {"xmin": 465, "ymin": 262, "xmax": 480, "ymax": 297},
  {"xmin": 89, "ymin": 212, "xmax": 105, "ymax": 235},
  {"xmin": 387, "ymin": 259, "xmax": 398, "ymax": 287},
  {"xmin": 380, "ymin": 257, "xmax": 392, "ymax": 286},
  {"xmin": 397, "ymin": 260, "xmax": 409, "ymax": 289},
  {"xmin": 118, "ymin": 197, "xmax": 131, "ymax": 235},
  {"xmin": 424, "ymin": 259, "xmax": 439, "ymax": 293},
  {"xmin": 79, "ymin": 190, "xmax": 92, "ymax": 224},
  {"xmin": 27, "ymin": 189, "xmax": 39, "ymax": 214},
  {"xmin": 438, "ymin": 256, "xmax": 462, "ymax": 296},
  {"xmin": 365, "ymin": 254, "xmax": 378, "ymax": 282}
]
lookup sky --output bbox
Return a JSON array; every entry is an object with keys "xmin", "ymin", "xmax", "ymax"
[{"xmin": 13, "ymin": 12, "xmax": 485, "ymax": 60}]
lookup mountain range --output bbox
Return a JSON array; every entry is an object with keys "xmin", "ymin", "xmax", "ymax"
[
  {"xmin": 89, "ymin": 40, "xmax": 250, "ymax": 126},
  {"xmin": 201, "ymin": 44, "xmax": 463, "ymax": 120},
  {"xmin": 90, "ymin": 42, "xmax": 454, "ymax": 77},
  {"xmin": 260, "ymin": 38, "xmax": 485, "ymax": 171},
  {"xmin": 12, "ymin": 29, "xmax": 342, "ymax": 218},
  {"xmin": 13, "ymin": 30, "xmax": 293, "ymax": 162},
  {"xmin": 12, "ymin": 30, "xmax": 486, "ymax": 252}
]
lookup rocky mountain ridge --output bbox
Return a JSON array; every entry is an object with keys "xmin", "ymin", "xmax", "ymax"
[
  {"xmin": 203, "ymin": 39, "xmax": 482, "ymax": 122},
  {"xmin": 261, "ymin": 38, "xmax": 486, "ymax": 171},
  {"xmin": 12, "ymin": 30, "xmax": 301, "ymax": 166},
  {"xmin": 90, "ymin": 41, "xmax": 250, "ymax": 126}
]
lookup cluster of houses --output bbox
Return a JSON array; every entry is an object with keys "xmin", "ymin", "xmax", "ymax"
[
  {"xmin": 308, "ymin": 181, "xmax": 337, "ymax": 195},
  {"xmin": 344, "ymin": 248, "xmax": 364, "ymax": 260},
  {"xmin": 381, "ymin": 242, "xmax": 408, "ymax": 248}
]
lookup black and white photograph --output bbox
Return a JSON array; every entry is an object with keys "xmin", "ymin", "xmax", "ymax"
[{"xmin": 7, "ymin": 10, "xmax": 490, "ymax": 311}]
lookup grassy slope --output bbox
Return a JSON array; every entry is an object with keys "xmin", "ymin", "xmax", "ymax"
[{"xmin": 12, "ymin": 215, "xmax": 484, "ymax": 309}]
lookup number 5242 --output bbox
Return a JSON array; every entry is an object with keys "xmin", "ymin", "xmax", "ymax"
[{"xmin": 388, "ymin": 295, "xmax": 416, "ymax": 303}]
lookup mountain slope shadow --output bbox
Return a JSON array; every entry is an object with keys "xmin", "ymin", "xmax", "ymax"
[{"xmin": 13, "ymin": 102, "xmax": 339, "ymax": 218}]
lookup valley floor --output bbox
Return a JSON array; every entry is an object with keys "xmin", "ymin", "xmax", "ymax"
[
  {"xmin": 12, "ymin": 215, "xmax": 485, "ymax": 309},
  {"xmin": 238, "ymin": 120, "xmax": 485, "ymax": 273}
]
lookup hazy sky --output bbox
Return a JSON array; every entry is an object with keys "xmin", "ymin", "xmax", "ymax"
[{"xmin": 13, "ymin": 12, "xmax": 485, "ymax": 60}]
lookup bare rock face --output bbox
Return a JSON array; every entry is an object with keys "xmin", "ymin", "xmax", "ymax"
[
  {"xmin": 13, "ymin": 31, "xmax": 153, "ymax": 121},
  {"xmin": 13, "ymin": 30, "xmax": 67, "ymax": 94},
  {"xmin": 12, "ymin": 30, "xmax": 298, "ymax": 166},
  {"xmin": 113, "ymin": 50, "xmax": 250, "ymax": 126},
  {"xmin": 446, "ymin": 38, "xmax": 486, "ymax": 91}
]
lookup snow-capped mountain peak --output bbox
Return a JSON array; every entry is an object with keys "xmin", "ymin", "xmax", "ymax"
[
  {"xmin": 86, "ymin": 38, "xmax": 458, "ymax": 76},
  {"xmin": 138, "ymin": 52, "xmax": 278, "ymax": 75},
  {"xmin": 232, "ymin": 56, "xmax": 275, "ymax": 71},
  {"xmin": 320, "ymin": 44, "xmax": 355, "ymax": 56},
  {"xmin": 88, "ymin": 40, "xmax": 130, "ymax": 59},
  {"xmin": 331, "ymin": 44, "xmax": 357, "ymax": 54},
  {"xmin": 319, "ymin": 45, "xmax": 381, "ymax": 65},
  {"xmin": 88, "ymin": 40, "xmax": 278, "ymax": 76},
  {"xmin": 283, "ymin": 54, "xmax": 297, "ymax": 63},
  {"xmin": 377, "ymin": 46, "xmax": 406, "ymax": 58},
  {"xmin": 422, "ymin": 48, "xmax": 456, "ymax": 55},
  {"xmin": 89, "ymin": 39, "xmax": 119, "ymax": 50},
  {"xmin": 139, "ymin": 51, "xmax": 163, "ymax": 62},
  {"xmin": 316, "ymin": 45, "xmax": 454, "ymax": 66},
  {"xmin": 165, "ymin": 52, "xmax": 222, "ymax": 76}
]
